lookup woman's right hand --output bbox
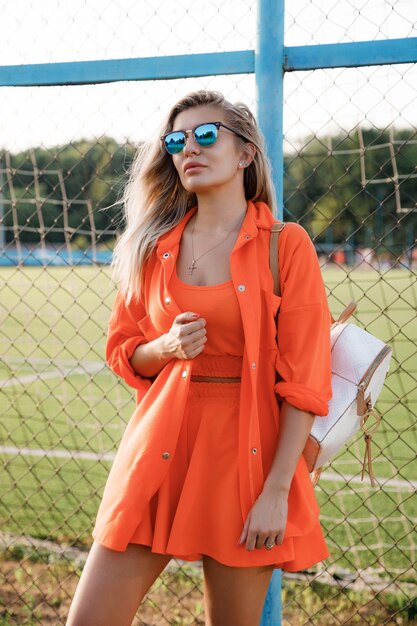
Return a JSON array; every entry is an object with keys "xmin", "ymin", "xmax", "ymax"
[{"xmin": 161, "ymin": 312, "xmax": 207, "ymax": 360}]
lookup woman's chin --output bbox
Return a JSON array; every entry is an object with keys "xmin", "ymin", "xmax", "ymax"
[
  {"xmin": 182, "ymin": 181, "xmax": 210, "ymax": 194},
  {"xmin": 182, "ymin": 178, "xmax": 232, "ymax": 195}
]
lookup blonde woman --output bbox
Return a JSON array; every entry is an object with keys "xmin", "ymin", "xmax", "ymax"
[{"xmin": 66, "ymin": 90, "xmax": 332, "ymax": 626}]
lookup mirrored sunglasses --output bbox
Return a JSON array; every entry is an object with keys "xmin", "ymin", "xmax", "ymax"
[{"xmin": 161, "ymin": 121, "xmax": 246, "ymax": 155}]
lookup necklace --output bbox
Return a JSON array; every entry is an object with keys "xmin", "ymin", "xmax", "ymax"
[{"xmin": 188, "ymin": 212, "xmax": 246, "ymax": 275}]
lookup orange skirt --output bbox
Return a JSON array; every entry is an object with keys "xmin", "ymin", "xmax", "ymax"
[{"xmin": 129, "ymin": 355, "xmax": 329, "ymax": 571}]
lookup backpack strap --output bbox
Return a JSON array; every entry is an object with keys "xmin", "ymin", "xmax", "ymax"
[
  {"xmin": 269, "ymin": 221, "xmax": 285, "ymax": 297},
  {"xmin": 334, "ymin": 301, "xmax": 357, "ymax": 325},
  {"xmin": 270, "ymin": 220, "xmax": 324, "ymax": 487}
]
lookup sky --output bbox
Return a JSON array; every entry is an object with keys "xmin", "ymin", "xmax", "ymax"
[{"xmin": 1, "ymin": 0, "xmax": 417, "ymax": 152}]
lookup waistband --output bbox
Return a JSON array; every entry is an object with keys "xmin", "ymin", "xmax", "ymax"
[
  {"xmin": 188, "ymin": 354, "xmax": 242, "ymax": 398},
  {"xmin": 190, "ymin": 354, "xmax": 243, "ymax": 379},
  {"xmin": 190, "ymin": 375, "xmax": 241, "ymax": 383}
]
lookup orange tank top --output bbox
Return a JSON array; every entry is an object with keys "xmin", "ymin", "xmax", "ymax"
[{"xmin": 169, "ymin": 266, "xmax": 244, "ymax": 357}]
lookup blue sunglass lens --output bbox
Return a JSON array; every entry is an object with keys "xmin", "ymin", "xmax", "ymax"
[
  {"xmin": 194, "ymin": 124, "xmax": 218, "ymax": 146},
  {"xmin": 164, "ymin": 131, "xmax": 186, "ymax": 154}
]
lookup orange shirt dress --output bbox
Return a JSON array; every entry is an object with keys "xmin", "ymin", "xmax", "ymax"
[{"xmin": 92, "ymin": 201, "xmax": 332, "ymax": 572}]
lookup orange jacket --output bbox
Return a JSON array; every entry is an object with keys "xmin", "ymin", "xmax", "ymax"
[{"xmin": 93, "ymin": 200, "xmax": 332, "ymax": 551}]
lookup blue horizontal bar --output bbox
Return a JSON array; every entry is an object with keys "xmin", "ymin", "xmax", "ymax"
[
  {"xmin": 0, "ymin": 50, "xmax": 254, "ymax": 87},
  {"xmin": 1, "ymin": 38, "xmax": 416, "ymax": 88},
  {"xmin": 284, "ymin": 37, "xmax": 417, "ymax": 71}
]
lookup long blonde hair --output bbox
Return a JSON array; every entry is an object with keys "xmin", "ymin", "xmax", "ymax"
[{"xmin": 112, "ymin": 90, "xmax": 277, "ymax": 303}]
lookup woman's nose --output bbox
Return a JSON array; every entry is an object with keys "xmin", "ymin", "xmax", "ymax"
[{"xmin": 183, "ymin": 130, "xmax": 200, "ymax": 155}]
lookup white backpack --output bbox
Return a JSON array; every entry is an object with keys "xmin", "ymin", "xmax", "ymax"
[{"xmin": 270, "ymin": 223, "xmax": 392, "ymax": 487}]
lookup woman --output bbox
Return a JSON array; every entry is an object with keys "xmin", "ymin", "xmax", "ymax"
[{"xmin": 66, "ymin": 90, "xmax": 332, "ymax": 626}]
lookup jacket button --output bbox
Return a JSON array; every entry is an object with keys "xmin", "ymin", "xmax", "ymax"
[
  {"xmin": 181, "ymin": 370, "xmax": 187, "ymax": 378},
  {"xmin": 164, "ymin": 296, "xmax": 171, "ymax": 304},
  {"xmin": 162, "ymin": 252, "xmax": 170, "ymax": 259},
  {"xmin": 251, "ymin": 362, "xmax": 256, "ymax": 369},
  {"xmin": 245, "ymin": 235, "xmax": 250, "ymax": 239},
  {"xmin": 251, "ymin": 447, "xmax": 257, "ymax": 454},
  {"xmin": 162, "ymin": 452, "xmax": 170, "ymax": 460},
  {"xmin": 238, "ymin": 284, "xmax": 246, "ymax": 292}
]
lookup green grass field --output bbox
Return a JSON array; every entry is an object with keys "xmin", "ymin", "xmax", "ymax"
[{"xmin": 0, "ymin": 265, "xmax": 416, "ymax": 580}]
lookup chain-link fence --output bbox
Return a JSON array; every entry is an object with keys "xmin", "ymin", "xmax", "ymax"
[{"xmin": 0, "ymin": 1, "xmax": 416, "ymax": 624}]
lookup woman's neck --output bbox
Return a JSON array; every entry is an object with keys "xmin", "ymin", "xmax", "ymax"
[{"xmin": 193, "ymin": 191, "xmax": 248, "ymax": 235}]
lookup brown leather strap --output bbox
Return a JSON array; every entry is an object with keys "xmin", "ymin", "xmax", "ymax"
[
  {"xmin": 361, "ymin": 433, "xmax": 376, "ymax": 486},
  {"xmin": 335, "ymin": 301, "xmax": 357, "ymax": 324},
  {"xmin": 270, "ymin": 222, "xmax": 285, "ymax": 298},
  {"xmin": 310, "ymin": 467, "xmax": 323, "ymax": 487},
  {"xmin": 190, "ymin": 375, "xmax": 241, "ymax": 383},
  {"xmin": 271, "ymin": 220, "xmax": 329, "ymax": 488},
  {"xmin": 360, "ymin": 405, "xmax": 381, "ymax": 487}
]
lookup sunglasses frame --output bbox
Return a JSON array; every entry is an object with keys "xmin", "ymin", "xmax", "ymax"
[{"xmin": 160, "ymin": 121, "xmax": 247, "ymax": 154}]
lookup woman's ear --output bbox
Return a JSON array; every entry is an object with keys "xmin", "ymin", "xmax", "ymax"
[{"xmin": 241, "ymin": 142, "xmax": 257, "ymax": 166}]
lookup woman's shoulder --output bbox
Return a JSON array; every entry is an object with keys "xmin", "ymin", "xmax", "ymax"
[{"xmin": 279, "ymin": 221, "xmax": 315, "ymax": 252}]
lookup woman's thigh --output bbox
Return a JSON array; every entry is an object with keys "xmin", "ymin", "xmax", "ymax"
[
  {"xmin": 202, "ymin": 555, "xmax": 275, "ymax": 626},
  {"xmin": 66, "ymin": 541, "xmax": 171, "ymax": 626}
]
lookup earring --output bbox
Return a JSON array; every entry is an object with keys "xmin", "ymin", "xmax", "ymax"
[{"xmin": 239, "ymin": 161, "xmax": 248, "ymax": 167}]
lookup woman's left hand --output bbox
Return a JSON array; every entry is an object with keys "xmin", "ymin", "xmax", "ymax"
[{"xmin": 238, "ymin": 487, "xmax": 288, "ymax": 551}]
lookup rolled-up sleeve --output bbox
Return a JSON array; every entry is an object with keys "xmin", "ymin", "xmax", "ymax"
[
  {"xmin": 105, "ymin": 290, "xmax": 153, "ymax": 396},
  {"xmin": 274, "ymin": 223, "xmax": 332, "ymax": 416}
]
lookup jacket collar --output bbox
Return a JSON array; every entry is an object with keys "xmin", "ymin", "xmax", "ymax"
[{"xmin": 156, "ymin": 200, "xmax": 276, "ymax": 256}]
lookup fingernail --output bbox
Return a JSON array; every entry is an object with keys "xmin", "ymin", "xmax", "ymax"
[{"xmin": 191, "ymin": 313, "xmax": 199, "ymax": 317}]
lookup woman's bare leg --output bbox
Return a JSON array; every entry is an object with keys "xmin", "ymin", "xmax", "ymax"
[
  {"xmin": 66, "ymin": 541, "xmax": 171, "ymax": 626},
  {"xmin": 202, "ymin": 555, "xmax": 275, "ymax": 626}
]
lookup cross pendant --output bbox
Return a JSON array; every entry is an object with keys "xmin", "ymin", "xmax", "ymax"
[{"xmin": 188, "ymin": 259, "xmax": 197, "ymax": 275}]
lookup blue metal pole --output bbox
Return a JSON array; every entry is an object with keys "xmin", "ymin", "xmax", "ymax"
[
  {"xmin": 261, "ymin": 569, "xmax": 283, "ymax": 625},
  {"xmin": 256, "ymin": 0, "xmax": 284, "ymax": 623},
  {"xmin": 256, "ymin": 0, "xmax": 285, "ymax": 221}
]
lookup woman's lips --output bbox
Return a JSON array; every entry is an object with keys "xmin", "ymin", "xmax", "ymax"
[{"xmin": 184, "ymin": 162, "xmax": 205, "ymax": 173}]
